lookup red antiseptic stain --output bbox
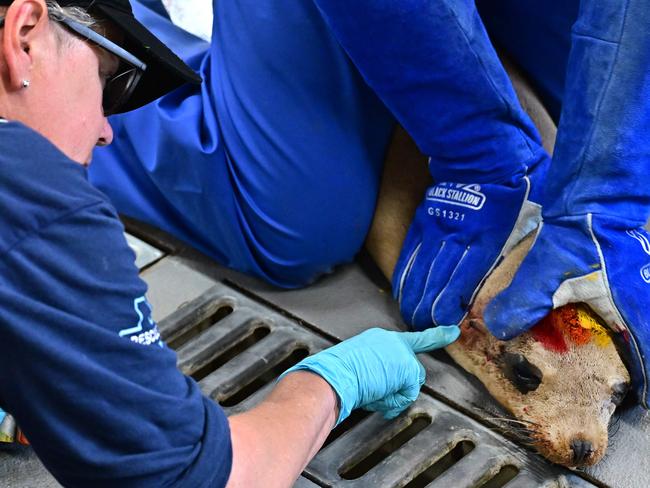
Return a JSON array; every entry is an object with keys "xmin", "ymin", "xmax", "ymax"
[{"xmin": 532, "ymin": 313, "xmax": 568, "ymax": 353}]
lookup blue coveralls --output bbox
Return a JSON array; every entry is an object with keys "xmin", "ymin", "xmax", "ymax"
[{"xmin": 89, "ymin": 0, "xmax": 577, "ymax": 288}]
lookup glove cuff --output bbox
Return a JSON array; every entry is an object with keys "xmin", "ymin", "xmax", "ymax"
[
  {"xmin": 279, "ymin": 363, "xmax": 351, "ymax": 426},
  {"xmin": 427, "ymin": 146, "xmax": 548, "ymax": 187}
]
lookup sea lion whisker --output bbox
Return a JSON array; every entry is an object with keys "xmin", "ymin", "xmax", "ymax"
[
  {"xmin": 498, "ymin": 424, "xmax": 537, "ymax": 435},
  {"xmin": 483, "ymin": 417, "xmax": 542, "ymax": 441},
  {"xmin": 490, "ymin": 424, "xmax": 538, "ymax": 441},
  {"xmin": 520, "ymin": 440, "xmax": 539, "ymax": 448},
  {"xmin": 608, "ymin": 418, "xmax": 622, "ymax": 438},
  {"xmin": 482, "ymin": 416, "xmax": 541, "ymax": 427}
]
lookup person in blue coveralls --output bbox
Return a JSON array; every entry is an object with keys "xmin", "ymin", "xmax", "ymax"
[
  {"xmin": 0, "ymin": 0, "xmax": 462, "ymax": 486},
  {"xmin": 90, "ymin": 0, "xmax": 650, "ymax": 415}
]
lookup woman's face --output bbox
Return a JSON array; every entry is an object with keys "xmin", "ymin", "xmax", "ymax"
[{"xmin": 27, "ymin": 22, "xmax": 118, "ymax": 165}]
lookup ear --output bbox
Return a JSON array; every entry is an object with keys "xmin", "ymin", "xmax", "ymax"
[{"xmin": 2, "ymin": 0, "xmax": 49, "ymax": 91}]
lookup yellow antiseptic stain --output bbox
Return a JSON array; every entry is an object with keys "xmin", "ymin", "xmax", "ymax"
[{"xmin": 576, "ymin": 305, "xmax": 611, "ymax": 348}]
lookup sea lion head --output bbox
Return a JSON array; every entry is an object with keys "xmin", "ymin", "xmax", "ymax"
[
  {"xmin": 448, "ymin": 306, "xmax": 629, "ymax": 467},
  {"xmin": 444, "ymin": 233, "xmax": 630, "ymax": 468}
]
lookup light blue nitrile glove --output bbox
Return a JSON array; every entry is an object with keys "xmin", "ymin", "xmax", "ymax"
[
  {"xmin": 281, "ymin": 326, "xmax": 460, "ymax": 425},
  {"xmin": 393, "ymin": 155, "xmax": 548, "ymax": 330},
  {"xmin": 485, "ymin": 0, "xmax": 650, "ymax": 407}
]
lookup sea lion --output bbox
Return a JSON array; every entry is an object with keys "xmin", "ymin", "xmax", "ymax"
[
  {"xmin": 369, "ymin": 171, "xmax": 630, "ymax": 467},
  {"xmin": 364, "ymin": 61, "xmax": 630, "ymax": 467}
]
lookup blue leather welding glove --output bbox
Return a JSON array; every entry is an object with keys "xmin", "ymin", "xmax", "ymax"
[
  {"xmin": 485, "ymin": 0, "xmax": 650, "ymax": 406},
  {"xmin": 281, "ymin": 326, "xmax": 460, "ymax": 425},
  {"xmin": 393, "ymin": 155, "xmax": 549, "ymax": 329}
]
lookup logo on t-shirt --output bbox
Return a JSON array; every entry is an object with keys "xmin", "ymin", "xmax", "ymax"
[{"xmin": 119, "ymin": 296, "xmax": 163, "ymax": 347}]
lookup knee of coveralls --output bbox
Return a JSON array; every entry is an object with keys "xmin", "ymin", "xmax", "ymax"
[
  {"xmin": 92, "ymin": 100, "xmax": 394, "ymax": 291},
  {"xmin": 232, "ymin": 145, "xmax": 394, "ymax": 288}
]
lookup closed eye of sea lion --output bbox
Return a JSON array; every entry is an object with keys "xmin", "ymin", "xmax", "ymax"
[{"xmin": 445, "ymin": 231, "xmax": 630, "ymax": 468}]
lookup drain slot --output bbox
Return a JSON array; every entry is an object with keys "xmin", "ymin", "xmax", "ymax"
[
  {"xmin": 190, "ymin": 326, "xmax": 271, "ymax": 381},
  {"xmin": 339, "ymin": 414, "xmax": 432, "ymax": 480},
  {"xmin": 477, "ymin": 465, "xmax": 520, "ymax": 488},
  {"xmin": 168, "ymin": 305, "xmax": 234, "ymax": 349},
  {"xmin": 404, "ymin": 440, "xmax": 475, "ymax": 488},
  {"xmin": 220, "ymin": 348, "xmax": 309, "ymax": 407}
]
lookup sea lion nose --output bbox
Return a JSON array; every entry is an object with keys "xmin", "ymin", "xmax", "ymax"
[{"xmin": 570, "ymin": 439, "xmax": 594, "ymax": 465}]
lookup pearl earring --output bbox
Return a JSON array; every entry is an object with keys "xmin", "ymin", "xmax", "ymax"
[{"xmin": 22, "ymin": 80, "xmax": 30, "ymax": 88}]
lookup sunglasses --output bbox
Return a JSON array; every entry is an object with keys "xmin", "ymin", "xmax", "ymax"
[{"xmin": 0, "ymin": 15, "xmax": 147, "ymax": 115}]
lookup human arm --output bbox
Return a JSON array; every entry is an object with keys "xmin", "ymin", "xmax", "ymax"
[
  {"xmin": 485, "ymin": 0, "xmax": 650, "ymax": 406},
  {"xmin": 227, "ymin": 372, "xmax": 337, "ymax": 488},
  {"xmin": 0, "ymin": 187, "xmax": 457, "ymax": 487},
  {"xmin": 1, "ymin": 122, "xmax": 462, "ymax": 487}
]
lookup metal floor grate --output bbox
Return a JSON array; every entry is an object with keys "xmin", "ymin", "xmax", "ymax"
[
  {"xmin": 157, "ymin": 282, "xmax": 580, "ymax": 488},
  {"xmin": 1, "ymin": 231, "xmax": 598, "ymax": 487},
  {"xmin": 158, "ymin": 285, "xmax": 331, "ymax": 415}
]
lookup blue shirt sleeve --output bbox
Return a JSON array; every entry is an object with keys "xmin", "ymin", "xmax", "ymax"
[{"xmin": 0, "ymin": 199, "xmax": 232, "ymax": 487}]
